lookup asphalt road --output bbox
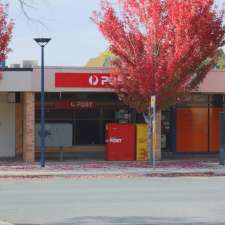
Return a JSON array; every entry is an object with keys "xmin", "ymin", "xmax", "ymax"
[{"xmin": 0, "ymin": 177, "xmax": 225, "ymax": 225}]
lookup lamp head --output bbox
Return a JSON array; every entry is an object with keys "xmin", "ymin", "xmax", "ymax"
[{"xmin": 34, "ymin": 38, "xmax": 51, "ymax": 47}]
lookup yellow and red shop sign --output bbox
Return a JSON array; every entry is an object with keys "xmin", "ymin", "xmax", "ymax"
[{"xmin": 55, "ymin": 73, "xmax": 112, "ymax": 88}]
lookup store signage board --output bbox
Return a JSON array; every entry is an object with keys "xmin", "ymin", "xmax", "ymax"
[
  {"xmin": 54, "ymin": 100, "xmax": 96, "ymax": 109},
  {"xmin": 55, "ymin": 73, "xmax": 112, "ymax": 88},
  {"xmin": 36, "ymin": 100, "xmax": 96, "ymax": 109}
]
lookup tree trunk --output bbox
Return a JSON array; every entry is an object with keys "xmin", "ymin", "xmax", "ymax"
[
  {"xmin": 143, "ymin": 107, "xmax": 161, "ymax": 166},
  {"xmin": 143, "ymin": 103, "xmax": 154, "ymax": 165},
  {"xmin": 147, "ymin": 116, "xmax": 153, "ymax": 165}
]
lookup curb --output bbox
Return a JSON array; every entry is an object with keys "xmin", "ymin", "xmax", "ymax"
[{"xmin": 0, "ymin": 172, "xmax": 225, "ymax": 179}]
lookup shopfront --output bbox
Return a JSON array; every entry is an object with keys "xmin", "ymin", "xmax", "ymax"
[
  {"xmin": 0, "ymin": 67, "xmax": 225, "ymax": 161},
  {"xmin": 35, "ymin": 92, "xmax": 134, "ymax": 159}
]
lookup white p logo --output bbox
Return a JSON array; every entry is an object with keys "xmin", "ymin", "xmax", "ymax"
[
  {"xmin": 88, "ymin": 75, "xmax": 99, "ymax": 86},
  {"xmin": 101, "ymin": 76, "xmax": 110, "ymax": 85}
]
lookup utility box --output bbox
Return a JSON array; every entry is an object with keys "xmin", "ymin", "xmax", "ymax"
[
  {"xmin": 136, "ymin": 124, "xmax": 148, "ymax": 160},
  {"xmin": 105, "ymin": 123, "xmax": 135, "ymax": 161}
]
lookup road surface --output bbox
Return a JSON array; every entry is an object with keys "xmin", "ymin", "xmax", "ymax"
[{"xmin": 0, "ymin": 177, "xmax": 225, "ymax": 225}]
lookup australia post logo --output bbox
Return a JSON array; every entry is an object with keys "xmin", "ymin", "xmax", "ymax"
[
  {"xmin": 55, "ymin": 72, "xmax": 112, "ymax": 88},
  {"xmin": 88, "ymin": 74, "xmax": 111, "ymax": 87}
]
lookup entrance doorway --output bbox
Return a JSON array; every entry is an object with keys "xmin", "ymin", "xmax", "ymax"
[{"xmin": 76, "ymin": 120, "xmax": 100, "ymax": 145}]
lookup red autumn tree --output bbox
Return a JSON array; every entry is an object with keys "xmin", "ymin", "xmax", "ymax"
[
  {"xmin": 92, "ymin": 0, "xmax": 225, "ymax": 111},
  {"xmin": 0, "ymin": 3, "xmax": 13, "ymax": 63},
  {"xmin": 92, "ymin": 0, "xmax": 225, "ymax": 163}
]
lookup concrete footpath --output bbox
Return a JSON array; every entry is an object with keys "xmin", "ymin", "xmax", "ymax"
[{"xmin": 0, "ymin": 159, "xmax": 225, "ymax": 179}]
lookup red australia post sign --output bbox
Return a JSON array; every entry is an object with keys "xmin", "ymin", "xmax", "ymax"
[
  {"xmin": 36, "ymin": 100, "xmax": 96, "ymax": 109},
  {"xmin": 55, "ymin": 72, "xmax": 112, "ymax": 88},
  {"xmin": 54, "ymin": 100, "xmax": 96, "ymax": 109}
]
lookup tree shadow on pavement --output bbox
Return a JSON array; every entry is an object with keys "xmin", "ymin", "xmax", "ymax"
[{"xmin": 16, "ymin": 216, "xmax": 225, "ymax": 225}]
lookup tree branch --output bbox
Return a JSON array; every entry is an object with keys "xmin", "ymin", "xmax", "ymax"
[{"xmin": 17, "ymin": 0, "xmax": 46, "ymax": 26}]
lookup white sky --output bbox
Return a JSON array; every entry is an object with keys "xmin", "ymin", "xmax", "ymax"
[{"xmin": 4, "ymin": 0, "xmax": 225, "ymax": 67}]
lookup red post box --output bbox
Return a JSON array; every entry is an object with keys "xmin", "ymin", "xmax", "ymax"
[{"xmin": 105, "ymin": 123, "xmax": 135, "ymax": 161}]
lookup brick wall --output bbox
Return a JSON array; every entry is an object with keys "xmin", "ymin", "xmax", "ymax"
[
  {"xmin": 15, "ymin": 98, "xmax": 23, "ymax": 159},
  {"xmin": 23, "ymin": 92, "xmax": 35, "ymax": 162}
]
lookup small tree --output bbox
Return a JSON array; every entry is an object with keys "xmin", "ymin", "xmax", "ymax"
[
  {"xmin": 92, "ymin": 0, "xmax": 225, "ymax": 163},
  {"xmin": 0, "ymin": 3, "xmax": 13, "ymax": 63},
  {"xmin": 216, "ymin": 49, "xmax": 225, "ymax": 69}
]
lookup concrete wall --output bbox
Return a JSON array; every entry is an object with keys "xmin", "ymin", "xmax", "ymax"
[
  {"xmin": 0, "ymin": 93, "xmax": 15, "ymax": 158},
  {"xmin": 0, "ymin": 71, "xmax": 33, "ymax": 92},
  {"xmin": 0, "ymin": 67, "xmax": 113, "ymax": 93}
]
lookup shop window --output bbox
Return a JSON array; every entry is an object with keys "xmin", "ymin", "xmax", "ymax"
[
  {"xmin": 136, "ymin": 113, "xmax": 145, "ymax": 123},
  {"xmin": 85, "ymin": 92, "xmax": 120, "ymax": 102},
  {"xmin": 161, "ymin": 111, "xmax": 171, "ymax": 151},
  {"xmin": 36, "ymin": 109, "xmax": 73, "ymax": 121},
  {"xmin": 103, "ymin": 109, "xmax": 116, "ymax": 120},
  {"xmin": 35, "ymin": 123, "xmax": 73, "ymax": 147},
  {"xmin": 115, "ymin": 109, "xmax": 132, "ymax": 123},
  {"xmin": 76, "ymin": 120, "xmax": 100, "ymax": 145},
  {"xmin": 76, "ymin": 109, "xmax": 100, "ymax": 120},
  {"xmin": 211, "ymin": 95, "xmax": 223, "ymax": 107}
]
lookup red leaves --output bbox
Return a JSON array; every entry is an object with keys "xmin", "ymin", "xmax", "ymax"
[
  {"xmin": 93, "ymin": 0, "xmax": 225, "ymax": 111},
  {"xmin": 0, "ymin": 4, "xmax": 13, "ymax": 62}
]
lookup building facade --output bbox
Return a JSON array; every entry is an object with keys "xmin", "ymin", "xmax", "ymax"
[{"xmin": 0, "ymin": 67, "xmax": 224, "ymax": 161}]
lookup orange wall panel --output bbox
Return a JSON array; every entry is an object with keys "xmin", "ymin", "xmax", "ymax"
[
  {"xmin": 176, "ymin": 108, "xmax": 208, "ymax": 153},
  {"xmin": 210, "ymin": 108, "xmax": 223, "ymax": 153}
]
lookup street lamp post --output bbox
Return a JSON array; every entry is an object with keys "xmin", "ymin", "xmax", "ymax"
[{"xmin": 34, "ymin": 38, "xmax": 51, "ymax": 167}]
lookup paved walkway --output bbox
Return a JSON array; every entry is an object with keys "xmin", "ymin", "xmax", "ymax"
[{"xmin": 0, "ymin": 159, "xmax": 225, "ymax": 179}]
